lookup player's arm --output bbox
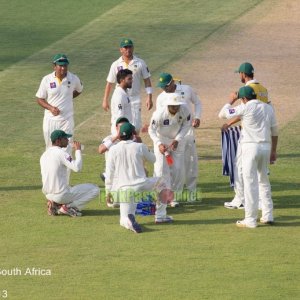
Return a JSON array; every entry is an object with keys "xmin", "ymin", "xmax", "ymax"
[
  {"xmin": 36, "ymin": 98, "xmax": 60, "ymax": 116},
  {"xmin": 144, "ymin": 77, "xmax": 153, "ymax": 110},
  {"xmin": 98, "ymin": 135, "xmax": 119, "ymax": 154},
  {"xmin": 102, "ymin": 82, "xmax": 114, "ymax": 111}
]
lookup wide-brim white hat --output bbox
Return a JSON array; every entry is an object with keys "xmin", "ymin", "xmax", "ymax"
[{"xmin": 165, "ymin": 93, "xmax": 184, "ymax": 106}]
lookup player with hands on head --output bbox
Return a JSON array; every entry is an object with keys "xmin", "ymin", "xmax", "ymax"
[{"xmin": 219, "ymin": 86, "xmax": 278, "ymax": 228}]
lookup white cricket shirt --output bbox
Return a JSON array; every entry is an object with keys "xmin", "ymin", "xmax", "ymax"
[
  {"xmin": 40, "ymin": 146, "xmax": 82, "ymax": 194},
  {"xmin": 106, "ymin": 55, "xmax": 150, "ymax": 98},
  {"xmin": 36, "ymin": 71, "xmax": 83, "ymax": 120}
]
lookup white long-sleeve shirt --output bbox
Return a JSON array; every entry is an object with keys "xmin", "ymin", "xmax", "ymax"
[
  {"xmin": 105, "ymin": 140, "xmax": 155, "ymax": 191},
  {"xmin": 218, "ymin": 100, "xmax": 278, "ymax": 144},
  {"xmin": 40, "ymin": 146, "xmax": 82, "ymax": 194},
  {"xmin": 148, "ymin": 105, "xmax": 191, "ymax": 146}
]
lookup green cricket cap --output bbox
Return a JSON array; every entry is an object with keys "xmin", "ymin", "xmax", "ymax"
[
  {"xmin": 116, "ymin": 117, "xmax": 129, "ymax": 126},
  {"xmin": 235, "ymin": 62, "xmax": 254, "ymax": 75},
  {"xmin": 119, "ymin": 122, "xmax": 135, "ymax": 138},
  {"xmin": 157, "ymin": 72, "xmax": 173, "ymax": 88},
  {"xmin": 50, "ymin": 130, "xmax": 72, "ymax": 142},
  {"xmin": 120, "ymin": 38, "xmax": 134, "ymax": 48},
  {"xmin": 238, "ymin": 86, "xmax": 256, "ymax": 99},
  {"xmin": 52, "ymin": 53, "xmax": 69, "ymax": 65}
]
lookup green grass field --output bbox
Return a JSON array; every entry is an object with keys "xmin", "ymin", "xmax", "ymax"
[{"xmin": 1, "ymin": 0, "xmax": 300, "ymax": 299}]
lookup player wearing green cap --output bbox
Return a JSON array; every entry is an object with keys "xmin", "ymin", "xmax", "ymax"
[
  {"xmin": 36, "ymin": 54, "xmax": 83, "ymax": 149},
  {"xmin": 102, "ymin": 38, "xmax": 153, "ymax": 133},
  {"xmin": 218, "ymin": 86, "xmax": 278, "ymax": 228},
  {"xmin": 156, "ymin": 73, "xmax": 202, "ymax": 205},
  {"xmin": 222, "ymin": 62, "xmax": 270, "ymax": 210}
]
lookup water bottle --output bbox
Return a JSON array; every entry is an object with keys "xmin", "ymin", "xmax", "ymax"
[{"xmin": 164, "ymin": 151, "xmax": 174, "ymax": 166}]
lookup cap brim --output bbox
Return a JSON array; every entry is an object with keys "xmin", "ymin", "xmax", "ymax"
[
  {"xmin": 65, "ymin": 133, "xmax": 72, "ymax": 138},
  {"xmin": 55, "ymin": 61, "xmax": 69, "ymax": 65},
  {"xmin": 116, "ymin": 117, "xmax": 129, "ymax": 125}
]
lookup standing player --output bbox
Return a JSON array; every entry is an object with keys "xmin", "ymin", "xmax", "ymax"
[
  {"xmin": 110, "ymin": 69, "xmax": 133, "ymax": 135},
  {"xmin": 156, "ymin": 73, "xmax": 202, "ymax": 203},
  {"xmin": 36, "ymin": 54, "xmax": 83, "ymax": 149},
  {"xmin": 102, "ymin": 38, "xmax": 153, "ymax": 133},
  {"xmin": 148, "ymin": 93, "xmax": 191, "ymax": 206},
  {"xmin": 219, "ymin": 86, "xmax": 278, "ymax": 228},
  {"xmin": 222, "ymin": 62, "xmax": 269, "ymax": 209}
]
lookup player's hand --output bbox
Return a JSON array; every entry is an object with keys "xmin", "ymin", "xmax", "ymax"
[
  {"xmin": 102, "ymin": 100, "xmax": 110, "ymax": 111},
  {"xmin": 50, "ymin": 106, "xmax": 60, "ymax": 116},
  {"xmin": 146, "ymin": 97, "xmax": 153, "ymax": 110},
  {"xmin": 169, "ymin": 140, "xmax": 178, "ymax": 151},
  {"xmin": 158, "ymin": 144, "xmax": 167, "ymax": 155},
  {"xmin": 72, "ymin": 141, "xmax": 82, "ymax": 150},
  {"xmin": 230, "ymin": 91, "xmax": 238, "ymax": 101},
  {"xmin": 221, "ymin": 123, "xmax": 230, "ymax": 132},
  {"xmin": 192, "ymin": 118, "xmax": 200, "ymax": 128},
  {"xmin": 270, "ymin": 151, "xmax": 277, "ymax": 164}
]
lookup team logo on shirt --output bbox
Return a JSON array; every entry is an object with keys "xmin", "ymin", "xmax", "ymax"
[
  {"xmin": 50, "ymin": 82, "xmax": 56, "ymax": 89},
  {"xmin": 163, "ymin": 119, "xmax": 170, "ymax": 125},
  {"xmin": 118, "ymin": 104, "xmax": 122, "ymax": 110},
  {"xmin": 127, "ymin": 97, "xmax": 130, "ymax": 103},
  {"xmin": 229, "ymin": 109, "xmax": 235, "ymax": 114},
  {"xmin": 152, "ymin": 120, "xmax": 156, "ymax": 125},
  {"xmin": 117, "ymin": 66, "xmax": 123, "ymax": 71},
  {"xmin": 66, "ymin": 155, "xmax": 72, "ymax": 162}
]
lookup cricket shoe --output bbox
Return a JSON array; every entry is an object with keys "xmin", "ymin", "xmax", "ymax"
[
  {"xmin": 47, "ymin": 200, "xmax": 61, "ymax": 216},
  {"xmin": 236, "ymin": 220, "xmax": 257, "ymax": 228},
  {"xmin": 259, "ymin": 218, "xmax": 274, "ymax": 225},
  {"xmin": 224, "ymin": 202, "xmax": 244, "ymax": 209},
  {"xmin": 58, "ymin": 205, "xmax": 78, "ymax": 217},
  {"xmin": 107, "ymin": 202, "xmax": 120, "ymax": 208},
  {"xmin": 127, "ymin": 214, "xmax": 142, "ymax": 233},
  {"xmin": 155, "ymin": 215, "xmax": 173, "ymax": 224},
  {"xmin": 100, "ymin": 172, "xmax": 106, "ymax": 182}
]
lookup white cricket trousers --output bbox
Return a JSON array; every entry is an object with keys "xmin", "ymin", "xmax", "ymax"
[
  {"xmin": 153, "ymin": 141, "xmax": 185, "ymax": 196},
  {"xmin": 43, "ymin": 116, "xmax": 74, "ymax": 149},
  {"xmin": 241, "ymin": 143, "xmax": 273, "ymax": 227},
  {"xmin": 184, "ymin": 129, "xmax": 198, "ymax": 192},
  {"xmin": 118, "ymin": 178, "xmax": 169, "ymax": 227},
  {"xmin": 232, "ymin": 141, "xmax": 245, "ymax": 206},
  {"xmin": 46, "ymin": 184, "xmax": 100, "ymax": 211},
  {"xmin": 129, "ymin": 96, "xmax": 142, "ymax": 132}
]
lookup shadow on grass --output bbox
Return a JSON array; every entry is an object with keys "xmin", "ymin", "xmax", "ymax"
[
  {"xmin": 83, "ymin": 209, "xmax": 120, "ymax": 217},
  {"xmin": 0, "ymin": 185, "xmax": 41, "ymax": 191}
]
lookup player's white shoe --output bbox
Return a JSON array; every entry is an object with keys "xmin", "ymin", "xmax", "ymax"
[
  {"xmin": 155, "ymin": 215, "xmax": 173, "ymax": 224},
  {"xmin": 236, "ymin": 220, "xmax": 256, "ymax": 228},
  {"xmin": 224, "ymin": 202, "xmax": 244, "ymax": 209}
]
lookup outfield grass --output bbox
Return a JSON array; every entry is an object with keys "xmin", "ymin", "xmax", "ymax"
[{"xmin": 1, "ymin": 0, "xmax": 300, "ymax": 299}]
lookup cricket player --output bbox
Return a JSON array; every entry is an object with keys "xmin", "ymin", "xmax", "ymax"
[
  {"xmin": 40, "ymin": 130, "xmax": 100, "ymax": 217},
  {"xmin": 105, "ymin": 122, "xmax": 174, "ymax": 233},
  {"xmin": 36, "ymin": 54, "xmax": 83, "ymax": 149},
  {"xmin": 222, "ymin": 62, "xmax": 269, "ymax": 210},
  {"xmin": 156, "ymin": 73, "xmax": 202, "ymax": 202},
  {"xmin": 219, "ymin": 86, "xmax": 278, "ymax": 228},
  {"xmin": 102, "ymin": 38, "xmax": 153, "ymax": 132},
  {"xmin": 110, "ymin": 69, "xmax": 133, "ymax": 135},
  {"xmin": 98, "ymin": 117, "xmax": 141, "ymax": 208},
  {"xmin": 148, "ymin": 93, "xmax": 191, "ymax": 206}
]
